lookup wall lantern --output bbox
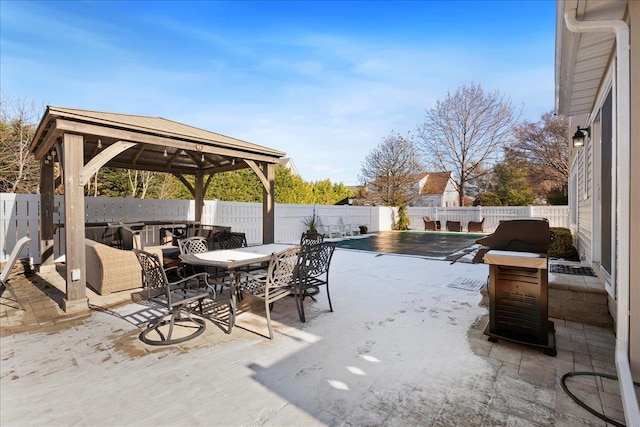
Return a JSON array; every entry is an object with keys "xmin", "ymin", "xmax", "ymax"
[{"xmin": 572, "ymin": 126, "xmax": 590, "ymax": 147}]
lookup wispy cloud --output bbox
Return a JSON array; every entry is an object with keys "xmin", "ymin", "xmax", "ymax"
[{"xmin": 1, "ymin": 1, "xmax": 555, "ymax": 185}]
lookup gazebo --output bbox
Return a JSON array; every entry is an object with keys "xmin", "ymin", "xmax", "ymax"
[{"xmin": 28, "ymin": 106, "xmax": 285, "ymax": 313}]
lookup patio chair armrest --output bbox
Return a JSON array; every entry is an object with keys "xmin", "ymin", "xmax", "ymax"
[
  {"xmin": 238, "ymin": 270, "xmax": 267, "ymax": 282},
  {"xmin": 169, "ymin": 272, "xmax": 215, "ymax": 295},
  {"xmin": 165, "ymin": 265, "xmax": 180, "ymax": 275}
]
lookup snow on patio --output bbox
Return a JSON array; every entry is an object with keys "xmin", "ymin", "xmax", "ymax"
[{"xmin": 1, "ymin": 249, "xmax": 499, "ymax": 426}]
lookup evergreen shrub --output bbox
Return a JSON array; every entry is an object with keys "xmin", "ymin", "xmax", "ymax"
[{"xmin": 548, "ymin": 227, "xmax": 579, "ymax": 260}]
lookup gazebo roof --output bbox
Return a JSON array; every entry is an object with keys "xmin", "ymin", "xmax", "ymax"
[{"xmin": 30, "ymin": 106, "xmax": 285, "ymax": 176}]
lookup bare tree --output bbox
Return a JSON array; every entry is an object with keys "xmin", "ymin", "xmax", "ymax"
[
  {"xmin": 417, "ymin": 83, "xmax": 520, "ymax": 206},
  {"xmin": 126, "ymin": 169, "xmax": 155, "ymax": 198},
  {"xmin": 88, "ymin": 172, "xmax": 99, "ymax": 197},
  {"xmin": 138, "ymin": 171, "xmax": 155, "ymax": 199},
  {"xmin": 0, "ymin": 96, "xmax": 42, "ymax": 193},
  {"xmin": 508, "ymin": 112, "xmax": 569, "ymax": 202},
  {"xmin": 127, "ymin": 170, "xmax": 139, "ymax": 197},
  {"xmin": 156, "ymin": 173, "xmax": 176, "ymax": 199},
  {"xmin": 359, "ymin": 132, "xmax": 423, "ymax": 206}
]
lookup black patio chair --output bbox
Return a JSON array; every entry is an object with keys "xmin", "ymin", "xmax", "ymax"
[
  {"xmin": 178, "ymin": 236, "xmax": 228, "ymax": 291},
  {"xmin": 300, "ymin": 230, "xmax": 324, "ymax": 246},
  {"xmin": 236, "ymin": 246, "xmax": 300, "ymax": 339},
  {"xmin": 293, "ymin": 242, "xmax": 336, "ymax": 323},
  {"xmin": 299, "ymin": 231, "xmax": 324, "ymax": 296},
  {"xmin": 134, "ymin": 249, "xmax": 215, "ymax": 346},
  {"xmin": 219, "ymin": 232, "xmax": 248, "ymax": 250}
]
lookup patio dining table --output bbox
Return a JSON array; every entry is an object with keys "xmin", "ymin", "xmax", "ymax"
[{"xmin": 179, "ymin": 243, "xmax": 296, "ymax": 332}]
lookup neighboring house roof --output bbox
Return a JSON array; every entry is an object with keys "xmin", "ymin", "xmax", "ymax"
[
  {"xmin": 279, "ymin": 157, "xmax": 299, "ymax": 176},
  {"xmin": 419, "ymin": 171, "xmax": 453, "ymax": 196}
]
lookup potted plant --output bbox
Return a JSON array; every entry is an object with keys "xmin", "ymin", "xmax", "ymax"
[{"xmin": 302, "ymin": 215, "xmax": 318, "ymax": 232}]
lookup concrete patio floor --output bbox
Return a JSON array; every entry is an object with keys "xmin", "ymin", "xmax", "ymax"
[{"xmin": 0, "ymin": 248, "xmax": 632, "ymax": 426}]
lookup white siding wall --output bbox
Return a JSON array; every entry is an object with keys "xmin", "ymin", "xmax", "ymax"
[
  {"xmin": 413, "ymin": 194, "xmax": 442, "ymax": 207},
  {"xmin": 577, "ymin": 142, "xmax": 593, "ymax": 263},
  {"xmin": 442, "ymin": 180, "xmax": 460, "ymax": 207}
]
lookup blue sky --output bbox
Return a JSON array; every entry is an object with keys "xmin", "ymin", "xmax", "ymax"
[{"xmin": 1, "ymin": 1, "xmax": 556, "ymax": 186}]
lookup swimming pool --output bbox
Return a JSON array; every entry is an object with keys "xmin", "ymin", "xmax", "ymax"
[{"xmin": 334, "ymin": 230, "xmax": 486, "ymax": 258}]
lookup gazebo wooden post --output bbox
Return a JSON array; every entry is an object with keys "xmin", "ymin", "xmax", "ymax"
[
  {"xmin": 262, "ymin": 162, "xmax": 275, "ymax": 244},
  {"xmin": 39, "ymin": 157, "xmax": 55, "ymax": 267},
  {"xmin": 194, "ymin": 171, "xmax": 204, "ymax": 223},
  {"xmin": 62, "ymin": 133, "xmax": 89, "ymax": 313}
]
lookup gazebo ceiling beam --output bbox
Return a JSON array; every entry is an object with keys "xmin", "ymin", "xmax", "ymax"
[
  {"xmin": 33, "ymin": 126, "xmax": 62, "ymax": 160},
  {"xmin": 167, "ymin": 150, "xmax": 180, "ymax": 168},
  {"xmin": 79, "ymin": 141, "xmax": 138, "ymax": 185},
  {"xmin": 202, "ymin": 161, "xmax": 247, "ymax": 175},
  {"xmin": 91, "ymin": 143, "xmax": 101, "ymax": 158},
  {"xmin": 204, "ymin": 173, "xmax": 214, "ymax": 194},
  {"xmin": 106, "ymin": 161, "xmax": 183, "ymax": 174},
  {"xmin": 245, "ymin": 159, "xmax": 269, "ymax": 189},
  {"xmin": 101, "ymin": 159, "xmax": 251, "ymax": 176},
  {"xmin": 174, "ymin": 173, "xmax": 195, "ymax": 197},
  {"xmin": 132, "ymin": 144, "xmax": 146, "ymax": 164},
  {"xmin": 184, "ymin": 151, "xmax": 204, "ymax": 168}
]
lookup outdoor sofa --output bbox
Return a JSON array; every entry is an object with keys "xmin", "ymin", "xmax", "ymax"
[{"xmin": 85, "ymin": 238, "xmax": 163, "ymax": 295}]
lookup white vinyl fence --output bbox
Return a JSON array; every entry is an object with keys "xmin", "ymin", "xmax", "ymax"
[
  {"xmin": 1, "ymin": 193, "xmax": 568, "ymax": 263},
  {"xmin": 406, "ymin": 205, "xmax": 570, "ymax": 234}
]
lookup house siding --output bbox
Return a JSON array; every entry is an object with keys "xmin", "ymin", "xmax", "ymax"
[
  {"xmin": 559, "ymin": 0, "xmax": 639, "ymax": 388},
  {"xmin": 577, "ymin": 143, "xmax": 593, "ymax": 263},
  {"xmin": 412, "ymin": 173, "xmax": 460, "ymax": 207},
  {"xmin": 442, "ymin": 181, "xmax": 459, "ymax": 207},
  {"xmin": 629, "ymin": 0, "xmax": 640, "ymax": 382}
]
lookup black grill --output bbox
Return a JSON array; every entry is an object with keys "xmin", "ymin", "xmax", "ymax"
[{"xmin": 474, "ymin": 219, "xmax": 556, "ymax": 356}]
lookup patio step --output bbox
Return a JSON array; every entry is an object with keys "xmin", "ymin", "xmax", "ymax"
[{"xmin": 479, "ymin": 268, "xmax": 612, "ymax": 329}]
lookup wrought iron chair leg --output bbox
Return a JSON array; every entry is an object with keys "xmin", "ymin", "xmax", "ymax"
[
  {"xmin": 295, "ymin": 288, "xmax": 307, "ymax": 323},
  {"xmin": 265, "ymin": 300, "xmax": 274, "ymax": 339},
  {"xmin": 167, "ymin": 309, "xmax": 180, "ymax": 341},
  {"xmin": 305, "ymin": 287, "xmax": 318, "ymax": 301},
  {"xmin": 139, "ymin": 308, "xmax": 207, "ymax": 346},
  {"xmin": 326, "ymin": 285, "xmax": 333, "ymax": 312}
]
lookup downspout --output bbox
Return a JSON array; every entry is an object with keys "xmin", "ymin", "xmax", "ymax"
[{"xmin": 564, "ymin": 8, "xmax": 640, "ymax": 425}]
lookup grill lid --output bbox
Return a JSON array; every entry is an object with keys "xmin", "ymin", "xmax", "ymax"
[{"xmin": 472, "ymin": 218, "xmax": 551, "ymax": 264}]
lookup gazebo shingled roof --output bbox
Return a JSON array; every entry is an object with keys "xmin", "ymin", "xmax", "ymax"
[{"xmin": 30, "ymin": 106, "xmax": 285, "ymax": 175}]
